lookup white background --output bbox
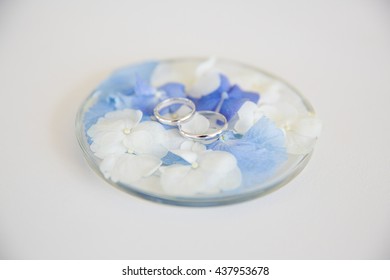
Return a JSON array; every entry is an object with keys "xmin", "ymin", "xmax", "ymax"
[{"xmin": 0, "ymin": 0, "xmax": 389, "ymax": 259}]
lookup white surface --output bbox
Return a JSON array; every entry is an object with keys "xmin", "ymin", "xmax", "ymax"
[{"xmin": 1, "ymin": 0, "xmax": 389, "ymax": 259}]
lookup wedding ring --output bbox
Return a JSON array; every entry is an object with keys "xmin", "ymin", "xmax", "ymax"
[
  {"xmin": 178, "ymin": 111, "xmax": 228, "ymax": 143},
  {"xmin": 153, "ymin": 98, "xmax": 196, "ymax": 126}
]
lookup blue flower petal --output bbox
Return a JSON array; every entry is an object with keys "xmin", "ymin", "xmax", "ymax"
[
  {"xmin": 158, "ymin": 83, "xmax": 186, "ymax": 98},
  {"xmin": 228, "ymin": 85, "xmax": 259, "ymax": 103},
  {"xmin": 134, "ymin": 75, "xmax": 155, "ymax": 96},
  {"xmin": 208, "ymin": 117, "xmax": 287, "ymax": 187},
  {"xmin": 192, "ymin": 74, "xmax": 231, "ymax": 111},
  {"xmin": 161, "ymin": 152, "xmax": 190, "ymax": 166},
  {"xmin": 156, "ymin": 83, "xmax": 187, "ymax": 114},
  {"xmin": 96, "ymin": 61, "xmax": 158, "ymax": 96},
  {"xmin": 128, "ymin": 95, "xmax": 158, "ymax": 115},
  {"xmin": 218, "ymin": 85, "xmax": 260, "ymax": 121},
  {"xmin": 131, "ymin": 81, "xmax": 188, "ymax": 115},
  {"xmin": 84, "ymin": 61, "xmax": 158, "ymax": 130},
  {"xmin": 192, "ymin": 90, "xmax": 222, "ymax": 111},
  {"xmin": 219, "ymin": 98, "xmax": 247, "ymax": 121},
  {"xmin": 83, "ymin": 94, "xmax": 117, "ymax": 144},
  {"xmin": 84, "ymin": 94, "xmax": 116, "ymax": 131},
  {"xmin": 218, "ymin": 74, "xmax": 231, "ymax": 92}
]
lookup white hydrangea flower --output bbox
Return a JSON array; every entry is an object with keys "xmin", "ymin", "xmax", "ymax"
[
  {"xmin": 234, "ymin": 101, "xmax": 322, "ymax": 155},
  {"xmin": 87, "ymin": 109, "xmax": 169, "ymax": 159},
  {"xmin": 160, "ymin": 141, "xmax": 242, "ymax": 196},
  {"xmin": 151, "ymin": 57, "xmax": 221, "ymax": 99},
  {"xmin": 87, "ymin": 109, "xmax": 176, "ymax": 185},
  {"xmin": 99, "ymin": 153, "xmax": 161, "ymax": 185}
]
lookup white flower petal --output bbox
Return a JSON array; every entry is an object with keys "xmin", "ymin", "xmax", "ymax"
[
  {"xmin": 91, "ymin": 130, "xmax": 124, "ymax": 146},
  {"xmin": 180, "ymin": 113, "xmax": 210, "ymax": 135},
  {"xmin": 198, "ymin": 151, "xmax": 237, "ymax": 174},
  {"xmin": 151, "ymin": 62, "xmax": 196, "ymax": 88},
  {"xmin": 234, "ymin": 101, "xmax": 261, "ymax": 134},
  {"xmin": 133, "ymin": 175, "xmax": 162, "ymax": 193},
  {"xmin": 125, "ymin": 121, "xmax": 168, "ymax": 158},
  {"xmin": 109, "ymin": 154, "xmax": 161, "ymax": 184},
  {"xmin": 237, "ymin": 101, "xmax": 258, "ymax": 118},
  {"xmin": 195, "ymin": 57, "xmax": 216, "ymax": 77},
  {"xmin": 160, "ymin": 165, "xmax": 195, "ymax": 195},
  {"xmin": 91, "ymin": 141, "xmax": 127, "ymax": 159},
  {"xmin": 218, "ymin": 167, "xmax": 242, "ymax": 191},
  {"xmin": 160, "ymin": 150, "xmax": 242, "ymax": 196},
  {"xmin": 261, "ymin": 84, "xmax": 282, "ymax": 104},
  {"xmin": 103, "ymin": 109, "xmax": 142, "ymax": 128},
  {"xmin": 285, "ymin": 131, "xmax": 317, "ymax": 155},
  {"xmin": 291, "ymin": 117, "xmax": 322, "ymax": 138},
  {"xmin": 187, "ymin": 72, "xmax": 220, "ymax": 98},
  {"xmin": 180, "ymin": 140, "xmax": 206, "ymax": 153},
  {"xmin": 87, "ymin": 120, "xmax": 124, "ymax": 139},
  {"xmin": 87, "ymin": 109, "xmax": 145, "ymax": 159},
  {"xmin": 150, "ymin": 63, "xmax": 179, "ymax": 87},
  {"xmin": 163, "ymin": 129, "xmax": 186, "ymax": 151},
  {"xmin": 171, "ymin": 149, "xmax": 198, "ymax": 164},
  {"xmin": 99, "ymin": 155, "xmax": 119, "ymax": 180}
]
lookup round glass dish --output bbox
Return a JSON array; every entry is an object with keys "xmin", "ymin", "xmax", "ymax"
[{"xmin": 76, "ymin": 58, "xmax": 321, "ymax": 206}]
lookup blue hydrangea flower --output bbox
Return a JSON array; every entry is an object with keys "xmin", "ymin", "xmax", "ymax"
[
  {"xmin": 84, "ymin": 93, "xmax": 117, "ymax": 132},
  {"xmin": 129, "ymin": 79, "xmax": 186, "ymax": 115},
  {"xmin": 191, "ymin": 74, "xmax": 231, "ymax": 111},
  {"xmin": 84, "ymin": 61, "xmax": 188, "ymax": 131},
  {"xmin": 84, "ymin": 61, "xmax": 158, "ymax": 131},
  {"xmin": 96, "ymin": 61, "xmax": 158, "ymax": 95},
  {"xmin": 191, "ymin": 74, "xmax": 260, "ymax": 121},
  {"xmin": 208, "ymin": 117, "xmax": 287, "ymax": 187}
]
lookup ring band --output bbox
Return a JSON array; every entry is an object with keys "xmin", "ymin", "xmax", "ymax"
[
  {"xmin": 153, "ymin": 97, "xmax": 196, "ymax": 126},
  {"xmin": 178, "ymin": 111, "xmax": 228, "ymax": 142}
]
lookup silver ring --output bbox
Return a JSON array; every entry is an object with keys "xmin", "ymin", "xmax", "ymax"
[
  {"xmin": 178, "ymin": 111, "xmax": 228, "ymax": 142},
  {"xmin": 153, "ymin": 98, "xmax": 196, "ymax": 126}
]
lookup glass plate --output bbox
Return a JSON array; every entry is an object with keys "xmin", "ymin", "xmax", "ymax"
[{"xmin": 76, "ymin": 58, "xmax": 320, "ymax": 206}]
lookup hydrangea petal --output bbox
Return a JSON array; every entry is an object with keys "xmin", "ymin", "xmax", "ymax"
[
  {"xmin": 103, "ymin": 109, "xmax": 143, "ymax": 128},
  {"xmin": 109, "ymin": 154, "xmax": 161, "ymax": 184},
  {"xmin": 188, "ymin": 72, "xmax": 220, "ymax": 98},
  {"xmin": 124, "ymin": 121, "xmax": 168, "ymax": 158},
  {"xmin": 180, "ymin": 140, "xmax": 206, "ymax": 153},
  {"xmin": 228, "ymin": 85, "xmax": 259, "ymax": 103},
  {"xmin": 234, "ymin": 101, "xmax": 262, "ymax": 134},
  {"xmin": 195, "ymin": 57, "xmax": 216, "ymax": 77},
  {"xmin": 91, "ymin": 141, "xmax": 126, "ymax": 159},
  {"xmin": 151, "ymin": 62, "xmax": 196, "ymax": 88},
  {"xmin": 87, "ymin": 119, "xmax": 125, "ymax": 139},
  {"xmin": 84, "ymin": 95, "xmax": 116, "ymax": 131},
  {"xmin": 96, "ymin": 61, "xmax": 157, "ymax": 95},
  {"xmin": 190, "ymin": 74, "xmax": 231, "ymax": 110},
  {"xmin": 171, "ymin": 150, "xmax": 198, "ymax": 164},
  {"xmin": 179, "ymin": 113, "xmax": 210, "ymax": 135},
  {"xmin": 198, "ymin": 150, "xmax": 237, "ymax": 173},
  {"xmin": 160, "ymin": 149, "xmax": 242, "ymax": 195},
  {"xmin": 285, "ymin": 116, "xmax": 321, "ymax": 154},
  {"xmin": 161, "ymin": 152, "xmax": 189, "ymax": 166},
  {"xmin": 218, "ymin": 167, "xmax": 242, "ymax": 191},
  {"xmin": 219, "ymin": 98, "xmax": 247, "ymax": 121},
  {"xmin": 219, "ymin": 85, "xmax": 260, "ymax": 121},
  {"xmin": 285, "ymin": 131, "xmax": 317, "ymax": 155},
  {"xmin": 290, "ymin": 117, "xmax": 322, "ymax": 138},
  {"xmin": 160, "ymin": 165, "xmax": 195, "ymax": 195},
  {"xmin": 209, "ymin": 117, "xmax": 287, "ymax": 187},
  {"xmin": 191, "ymin": 91, "xmax": 221, "ymax": 111},
  {"xmin": 162, "ymin": 129, "xmax": 186, "ymax": 151},
  {"xmin": 158, "ymin": 83, "xmax": 186, "ymax": 99}
]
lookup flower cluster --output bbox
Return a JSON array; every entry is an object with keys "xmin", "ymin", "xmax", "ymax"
[{"xmin": 84, "ymin": 59, "xmax": 321, "ymax": 196}]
